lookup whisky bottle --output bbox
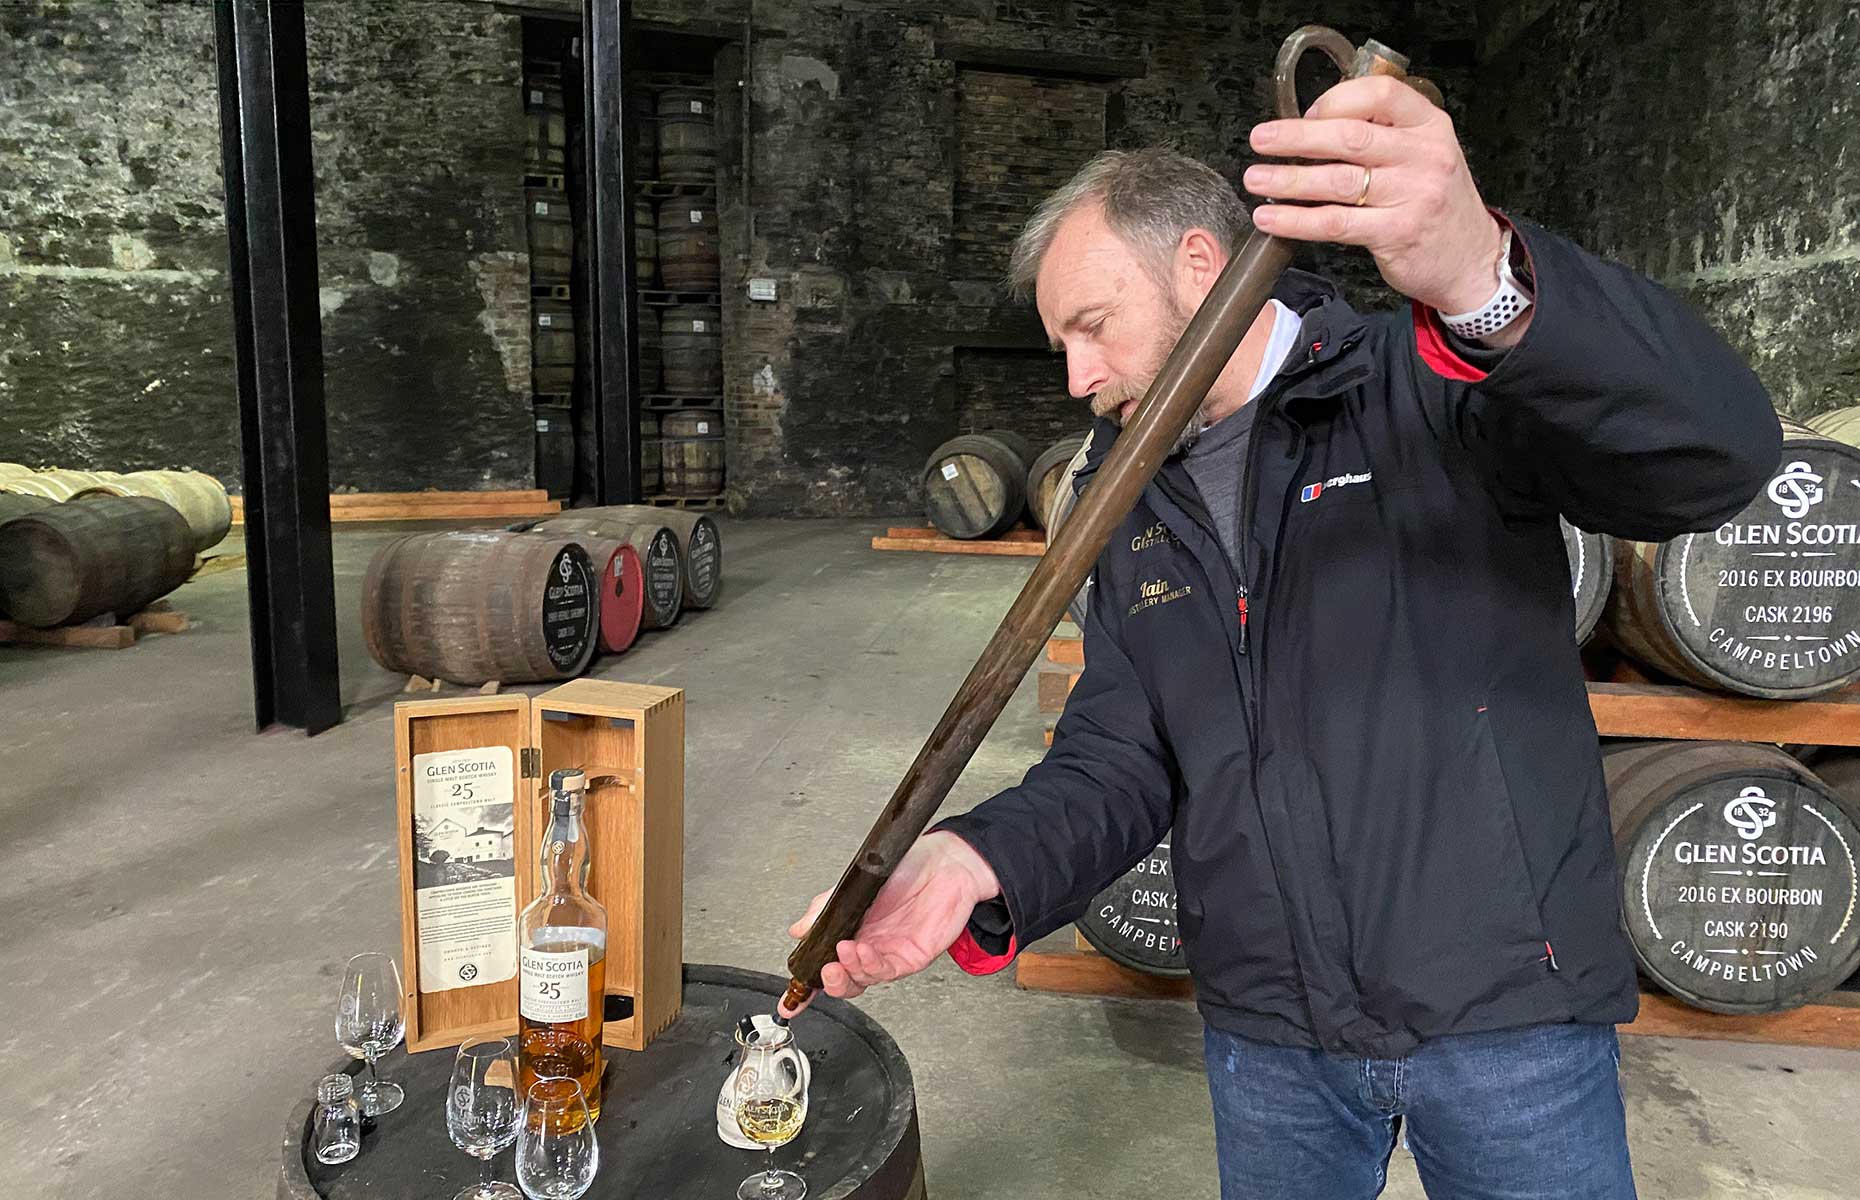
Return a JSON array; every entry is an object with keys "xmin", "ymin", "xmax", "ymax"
[{"xmin": 518, "ymin": 768, "xmax": 609, "ymax": 1121}]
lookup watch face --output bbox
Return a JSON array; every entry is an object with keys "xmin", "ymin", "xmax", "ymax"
[{"xmin": 1507, "ymin": 234, "xmax": 1536, "ymax": 292}]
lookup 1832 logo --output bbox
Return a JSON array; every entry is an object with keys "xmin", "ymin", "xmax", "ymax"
[
  {"xmin": 1767, "ymin": 461, "xmax": 1826, "ymax": 519},
  {"xmin": 1722, "ymin": 785, "xmax": 1778, "ymax": 840}
]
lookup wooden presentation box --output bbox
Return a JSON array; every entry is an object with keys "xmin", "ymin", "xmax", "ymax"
[{"xmin": 394, "ymin": 679, "xmax": 685, "ymax": 1054}]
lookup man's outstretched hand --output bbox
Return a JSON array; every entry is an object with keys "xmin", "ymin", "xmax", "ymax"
[{"xmin": 777, "ymin": 831, "xmax": 1001, "ymax": 1018}]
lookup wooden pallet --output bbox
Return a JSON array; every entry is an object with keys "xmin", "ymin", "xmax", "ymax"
[
  {"xmin": 0, "ymin": 603, "xmax": 189, "ymax": 650},
  {"xmin": 641, "ymin": 287, "xmax": 723, "ymax": 307},
  {"xmin": 229, "ymin": 490, "xmax": 562, "ymax": 524},
  {"xmin": 1013, "ymin": 941, "xmax": 1860, "ymax": 1049},
  {"xmin": 871, "ymin": 525, "xmax": 1047, "ymax": 557},
  {"xmin": 637, "ymin": 180, "xmax": 719, "ymax": 198},
  {"xmin": 530, "ymin": 282, "xmax": 571, "ymax": 300},
  {"xmin": 402, "ymin": 676, "xmax": 504, "ymax": 696},
  {"xmin": 1033, "ymin": 637, "xmax": 1860, "ymax": 745},
  {"xmin": 521, "ymin": 171, "xmax": 566, "ymax": 192},
  {"xmin": 644, "ymin": 493, "xmax": 727, "ymax": 511},
  {"xmin": 642, "ymin": 394, "xmax": 724, "ymax": 410}
]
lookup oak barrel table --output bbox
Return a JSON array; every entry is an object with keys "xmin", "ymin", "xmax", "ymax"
[{"xmin": 281, "ymin": 965, "xmax": 926, "ymax": 1200}]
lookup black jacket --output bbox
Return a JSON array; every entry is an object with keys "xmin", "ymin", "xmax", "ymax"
[{"xmin": 935, "ymin": 216, "xmax": 1781, "ymax": 1056}]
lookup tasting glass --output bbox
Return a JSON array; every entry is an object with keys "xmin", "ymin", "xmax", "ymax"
[
  {"xmin": 516, "ymin": 1077, "xmax": 599, "ymax": 1200},
  {"xmin": 447, "ymin": 1037, "xmax": 523, "ymax": 1199},
  {"xmin": 731, "ymin": 1022, "xmax": 808, "ymax": 1200},
  {"xmin": 335, "ymin": 952, "xmax": 407, "ymax": 1116}
]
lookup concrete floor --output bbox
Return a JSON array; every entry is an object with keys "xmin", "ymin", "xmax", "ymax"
[{"xmin": 3, "ymin": 517, "xmax": 1858, "ymax": 1199}]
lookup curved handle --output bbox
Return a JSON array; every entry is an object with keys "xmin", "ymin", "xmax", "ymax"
[{"xmin": 1272, "ymin": 25, "xmax": 1443, "ymax": 120}]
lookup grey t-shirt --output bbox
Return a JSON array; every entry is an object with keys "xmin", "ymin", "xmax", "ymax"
[
  {"xmin": 1180, "ymin": 400, "xmax": 1263, "ymax": 573},
  {"xmin": 1178, "ymin": 299, "xmax": 1303, "ymax": 572}
]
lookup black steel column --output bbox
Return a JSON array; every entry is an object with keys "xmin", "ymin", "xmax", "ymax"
[
  {"xmin": 214, "ymin": 0, "xmax": 342, "ymax": 734},
  {"xmin": 582, "ymin": 0, "xmax": 642, "ymax": 504}
]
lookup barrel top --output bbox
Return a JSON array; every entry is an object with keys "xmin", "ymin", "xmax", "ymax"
[
  {"xmin": 1608, "ymin": 741, "xmax": 1860, "ymax": 1013},
  {"xmin": 288, "ymin": 965, "xmax": 917, "ymax": 1200},
  {"xmin": 1645, "ymin": 436, "xmax": 1860, "ymax": 698},
  {"xmin": 1078, "ymin": 838, "xmax": 1188, "ymax": 976}
]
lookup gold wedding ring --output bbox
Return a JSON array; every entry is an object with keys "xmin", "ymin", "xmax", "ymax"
[{"xmin": 1352, "ymin": 165, "xmax": 1373, "ymax": 206}]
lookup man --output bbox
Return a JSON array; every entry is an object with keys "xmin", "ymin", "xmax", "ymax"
[{"xmin": 782, "ymin": 77, "xmax": 1779, "ymax": 1198}]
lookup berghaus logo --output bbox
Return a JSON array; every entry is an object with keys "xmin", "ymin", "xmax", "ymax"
[{"xmin": 1301, "ymin": 471, "xmax": 1372, "ymax": 503}]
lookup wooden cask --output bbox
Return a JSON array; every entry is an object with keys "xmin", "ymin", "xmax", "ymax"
[
  {"xmin": 531, "ymin": 515, "xmax": 684, "ymax": 631},
  {"xmin": 656, "ymin": 197, "xmax": 720, "ymax": 292},
  {"xmin": 1041, "ymin": 432, "xmax": 1096, "ymax": 628},
  {"xmin": 1606, "ymin": 740, "xmax": 1860, "ymax": 1012},
  {"xmin": 1806, "ymin": 405, "xmax": 1860, "ymax": 447},
  {"xmin": 584, "ymin": 504, "xmax": 723, "ymax": 609},
  {"xmin": 629, "ymin": 90, "xmax": 656, "ymax": 180},
  {"xmin": 983, "ymin": 428, "xmax": 1036, "ymax": 475},
  {"xmin": 660, "ymin": 409, "xmax": 724, "ymax": 497},
  {"xmin": 89, "ymin": 469, "xmax": 233, "ymax": 554},
  {"xmin": 660, "ymin": 305, "xmax": 722, "ymax": 395},
  {"xmin": 1600, "ymin": 427, "xmax": 1860, "ymax": 698},
  {"xmin": 922, "ymin": 432, "xmax": 1032, "ymax": 541},
  {"xmin": 523, "ymin": 79, "xmax": 566, "ymax": 169},
  {"xmin": 360, "ymin": 532, "xmax": 599, "ymax": 685},
  {"xmin": 0, "ymin": 493, "xmax": 53, "ymax": 525},
  {"xmin": 526, "ymin": 189, "xmax": 573, "ymax": 282},
  {"xmin": 534, "ymin": 404, "xmax": 574, "ymax": 500},
  {"xmin": 533, "ymin": 532, "xmax": 645, "ymax": 655},
  {"xmin": 1026, "ymin": 433, "xmax": 1089, "ymax": 531},
  {"xmin": 635, "ymin": 197, "xmax": 657, "ymax": 287},
  {"xmin": 1561, "ymin": 518, "xmax": 1613, "ymax": 645},
  {"xmin": 0, "ymin": 495, "xmax": 194, "ymax": 627},
  {"xmin": 531, "ymin": 300, "xmax": 574, "ymax": 396},
  {"xmin": 1, "ymin": 469, "xmax": 123, "ymax": 502},
  {"xmin": 1077, "ymin": 836, "xmax": 1187, "ymax": 976},
  {"xmin": 638, "ymin": 305, "xmax": 663, "ymax": 394},
  {"xmin": 640, "ymin": 411, "xmax": 663, "ymax": 493},
  {"xmin": 655, "ymin": 88, "xmax": 716, "ymax": 182}
]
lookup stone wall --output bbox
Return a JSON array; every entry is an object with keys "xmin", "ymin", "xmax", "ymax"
[
  {"xmin": 0, "ymin": 0, "xmax": 531, "ymax": 491},
  {"xmin": 2, "ymin": 1, "xmax": 1499, "ymax": 509},
  {"xmin": 684, "ymin": 0, "xmax": 1475, "ymax": 514},
  {"xmin": 1469, "ymin": 0, "xmax": 1860, "ymax": 418}
]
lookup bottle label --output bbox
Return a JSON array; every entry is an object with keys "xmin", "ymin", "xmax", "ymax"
[
  {"xmin": 521, "ymin": 947, "xmax": 590, "ymax": 1022},
  {"xmin": 411, "ymin": 746, "xmax": 518, "ymax": 994}
]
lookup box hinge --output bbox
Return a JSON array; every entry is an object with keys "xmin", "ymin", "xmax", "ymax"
[{"xmin": 521, "ymin": 747, "xmax": 540, "ymax": 778}]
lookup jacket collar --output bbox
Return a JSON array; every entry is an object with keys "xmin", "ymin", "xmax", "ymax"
[{"xmin": 1076, "ymin": 271, "xmax": 1375, "ymax": 483}]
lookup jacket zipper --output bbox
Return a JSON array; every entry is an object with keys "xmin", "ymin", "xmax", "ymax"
[{"xmin": 1236, "ymin": 338, "xmax": 1327, "ymax": 658}]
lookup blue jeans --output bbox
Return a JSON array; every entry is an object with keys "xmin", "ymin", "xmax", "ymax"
[{"xmin": 1203, "ymin": 1022, "xmax": 1637, "ymax": 1200}]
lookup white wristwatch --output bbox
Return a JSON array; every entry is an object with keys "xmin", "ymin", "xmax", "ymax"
[{"xmin": 1441, "ymin": 228, "xmax": 1534, "ymax": 340}]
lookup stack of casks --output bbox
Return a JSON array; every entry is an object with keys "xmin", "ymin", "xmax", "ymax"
[
  {"xmin": 358, "ymin": 505, "xmax": 723, "ymax": 687},
  {"xmin": 646, "ymin": 82, "xmax": 725, "ymax": 500},
  {"xmin": 922, "ymin": 430, "xmax": 1099, "ymax": 544},
  {"xmin": 632, "ymin": 88, "xmax": 661, "ymax": 495},
  {"xmin": 0, "ymin": 465, "xmax": 232, "ymax": 630},
  {"xmin": 524, "ymin": 55, "xmax": 574, "ymax": 501},
  {"xmin": 522, "ymin": 72, "xmax": 724, "ymax": 504}
]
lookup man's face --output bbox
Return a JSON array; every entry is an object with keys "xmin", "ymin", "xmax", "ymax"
[{"xmin": 1036, "ymin": 203, "xmax": 1190, "ymax": 429}]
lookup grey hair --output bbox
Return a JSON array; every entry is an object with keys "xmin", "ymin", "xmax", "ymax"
[{"xmin": 1006, "ymin": 147, "xmax": 1252, "ymax": 302}]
